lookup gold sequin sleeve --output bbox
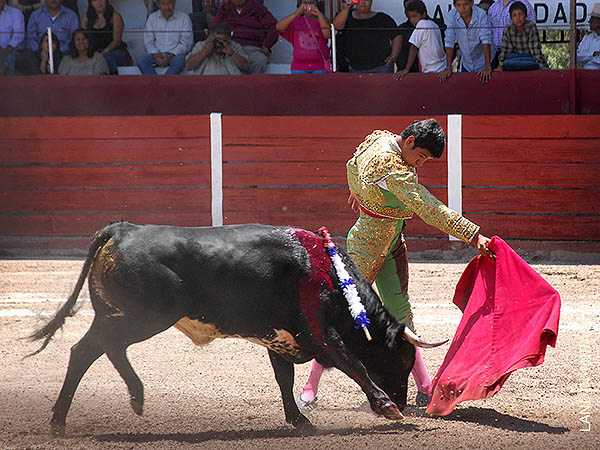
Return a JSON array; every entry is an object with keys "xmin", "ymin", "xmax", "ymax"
[
  {"xmin": 383, "ymin": 172, "xmax": 480, "ymax": 243},
  {"xmin": 346, "ymin": 158, "xmax": 360, "ymax": 195}
]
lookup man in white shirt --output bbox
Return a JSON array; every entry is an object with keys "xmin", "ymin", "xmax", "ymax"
[
  {"xmin": 577, "ymin": 3, "xmax": 600, "ymax": 70},
  {"xmin": 138, "ymin": 0, "xmax": 193, "ymax": 74}
]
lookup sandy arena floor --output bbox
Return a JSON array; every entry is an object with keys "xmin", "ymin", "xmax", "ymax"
[{"xmin": 0, "ymin": 257, "xmax": 598, "ymax": 449}]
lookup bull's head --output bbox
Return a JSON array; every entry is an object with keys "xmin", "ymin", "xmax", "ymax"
[
  {"xmin": 326, "ymin": 247, "xmax": 448, "ymax": 415},
  {"xmin": 359, "ymin": 322, "xmax": 448, "ymax": 413}
]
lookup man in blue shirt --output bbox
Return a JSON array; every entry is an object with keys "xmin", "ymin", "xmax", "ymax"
[
  {"xmin": 0, "ymin": 0, "xmax": 25, "ymax": 75},
  {"xmin": 439, "ymin": 0, "xmax": 494, "ymax": 83},
  {"xmin": 26, "ymin": 0, "xmax": 78, "ymax": 53}
]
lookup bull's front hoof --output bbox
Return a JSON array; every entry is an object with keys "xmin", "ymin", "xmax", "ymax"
[
  {"xmin": 130, "ymin": 396, "xmax": 144, "ymax": 416},
  {"xmin": 290, "ymin": 413, "xmax": 315, "ymax": 431},
  {"xmin": 375, "ymin": 401, "xmax": 404, "ymax": 420},
  {"xmin": 50, "ymin": 418, "xmax": 66, "ymax": 437}
]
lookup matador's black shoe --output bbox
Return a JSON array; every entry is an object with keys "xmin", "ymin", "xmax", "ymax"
[{"xmin": 415, "ymin": 391, "xmax": 430, "ymax": 407}]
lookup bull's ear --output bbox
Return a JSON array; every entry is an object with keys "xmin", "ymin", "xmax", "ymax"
[{"xmin": 386, "ymin": 322, "xmax": 406, "ymax": 351}]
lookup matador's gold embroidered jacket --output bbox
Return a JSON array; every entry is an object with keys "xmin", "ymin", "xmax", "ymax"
[{"xmin": 347, "ymin": 130, "xmax": 480, "ymax": 243}]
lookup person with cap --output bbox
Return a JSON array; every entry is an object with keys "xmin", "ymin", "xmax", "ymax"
[{"xmin": 577, "ymin": 2, "xmax": 600, "ymax": 70}]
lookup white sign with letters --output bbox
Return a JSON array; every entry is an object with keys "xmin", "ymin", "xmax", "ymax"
[{"xmin": 372, "ymin": 1, "xmax": 597, "ymax": 28}]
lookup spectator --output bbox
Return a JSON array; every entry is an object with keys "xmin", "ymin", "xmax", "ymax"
[
  {"xmin": 81, "ymin": 0, "xmax": 130, "ymax": 74},
  {"xmin": 333, "ymin": 0, "xmax": 400, "ymax": 73},
  {"xmin": 17, "ymin": 27, "xmax": 65, "ymax": 74},
  {"xmin": 25, "ymin": 0, "xmax": 77, "ymax": 53},
  {"xmin": 202, "ymin": 0, "xmax": 226, "ymax": 27},
  {"xmin": 0, "ymin": 0, "xmax": 25, "ymax": 75},
  {"xmin": 439, "ymin": 0, "xmax": 493, "ymax": 83},
  {"xmin": 396, "ymin": 0, "xmax": 446, "ymax": 74},
  {"xmin": 189, "ymin": 0, "xmax": 216, "ymax": 42},
  {"xmin": 58, "ymin": 28, "xmax": 108, "ymax": 74},
  {"xmin": 212, "ymin": 0, "xmax": 277, "ymax": 74},
  {"xmin": 495, "ymin": 1, "xmax": 547, "ymax": 71},
  {"xmin": 185, "ymin": 23, "xmax": 248, "ymax": 74},
  {"xmin": 577, "ymin": 3, "xmax": 600, "ymax": 70},
  {"xmin": 395, "ymin": 0, "xmax": 445, "ymax": 79},
  {"xmin": 9, "ymin": 0, "xmax": 45, "ymax": 25},
  {"xmin": 138, "ymin": 0, "xmax": 193, "ymax": 75},
  {"xmin": 488, "ymin": 0, "xmax": 535, "ymax": 67},
  {"xmin": 36, "ymin": 30, "xmax": 62, "ymax": 73},
  {"xmin": 276, "ymin": 0, "xmax": 331, "ymax": 74},
  {"xmin": 477, "ymin": 0, "xmax": 494, "ymax": 12}
]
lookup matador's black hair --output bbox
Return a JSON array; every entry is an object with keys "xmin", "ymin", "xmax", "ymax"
[{"xmin": 400, "ymin": 119, "xmax": 446, "ymax": 158}]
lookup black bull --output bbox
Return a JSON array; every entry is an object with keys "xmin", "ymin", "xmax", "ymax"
[{"xmin": 31, "ymin": 221, "xmax": 434, "ymax": 435}]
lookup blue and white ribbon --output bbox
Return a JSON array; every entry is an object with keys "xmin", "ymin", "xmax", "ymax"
[{"xmin": 319, "ymin": 227, "xmax": 372, "ymax": 341}]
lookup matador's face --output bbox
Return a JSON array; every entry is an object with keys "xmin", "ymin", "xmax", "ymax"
[{"xmin": 401, "ymin": 136, "xmax": 433, "ymax": 168}]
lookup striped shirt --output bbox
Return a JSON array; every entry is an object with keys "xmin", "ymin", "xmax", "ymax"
[
  {"xmin": 488, "ymin": 0, "xmax": 536, "ymax": 48},
  {"xmin": 498, "ymin": 20, "xmax": 548, "ymax": 69}
]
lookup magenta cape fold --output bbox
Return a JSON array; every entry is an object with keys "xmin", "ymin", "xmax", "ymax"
[{"xmin": 426, "ymin": 237, "xmax": 561, "ymax": 416}]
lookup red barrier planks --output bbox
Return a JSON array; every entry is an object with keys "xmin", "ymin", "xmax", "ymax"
[
  {"xmin": 462, "ymin": 188, "xmax": 599, "ymax": 215},
  {"xmin": 1, "ymin": 114, "xmax": 598, "ymax": 254},
  {"xmin": 462, "ymin": 161, "xmax": 595, "ymax": 189},
  {"xmin": 0, "ymin": 189, "xmax": 211, "ymax": 213},
  {"xmin": 462, "ymin": 138, "xmax": 600, "ymax": 163},
  {"xmin": 468, "ymin": 214, "xmax": 600, "ymax": 241},
  {"xmin": 0, "ymin": 213, "xmax": 212, "ymax": 236},
  {"xmin": 1, "ymin": 164, "xmax": 211, "ymax": 189},
  {"xmin": 0, "ymin": 138, "xmax": 209, "ymax": 164},
  {"xmin": 0, "ymin": 115, "xmax": 210, "ymax": 140},
  {"xmin": 222, "ymin": 116, "xmax": 448, "ymax": 139},
  {"xmin": 463, "ymin": 115, "xmax": 600, "ymax": 139}
]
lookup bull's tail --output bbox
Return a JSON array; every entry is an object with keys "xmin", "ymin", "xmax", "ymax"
[{"xmin": 26, "ymin": 227, "xmax": 115, "ymax": 356}]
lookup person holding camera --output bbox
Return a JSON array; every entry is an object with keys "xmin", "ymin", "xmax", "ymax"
[
  {"xmin": 211, "ymin": 0, "xmax": 277, "ymax": 74},
  {"xmin": 185, "ymin": 23, "xmax": 248, "ymax": 74},
  {"xmin": 276, "ymin": 0, "xmax": 331, "ymax": 74}
]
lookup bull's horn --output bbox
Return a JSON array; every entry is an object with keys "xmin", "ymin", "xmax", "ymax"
[{"xmin": 403, "ymin": 327, "xmax": 449, "ymax": 349}]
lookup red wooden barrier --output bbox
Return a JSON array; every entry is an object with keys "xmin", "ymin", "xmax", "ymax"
[
  {"xmin": 1, "ymin": 114, "xmax": 599, "ymax": 256},
  {"xmin": 0, "ymin": 116, "xmax": 211, "ymax": 252},
  {"xmin": 2, "ymin": 70, "xmax": 599, "ymax": 116}
]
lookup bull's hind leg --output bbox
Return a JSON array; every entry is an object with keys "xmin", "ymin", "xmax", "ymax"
[
  {"xmin": 51, "ymin": 320, "xmax": 106, "ymax": 436},
  {"xmin": 105, "ymin": 348, "xmax": 144, "ymax": 416},
  {"xmin": 51, "ymin": 311, "xmax": 179, "ymax": 435},
  {"xmin": 267, "ymin": 350, "xmax": 313, "ymax": 430},
  {"xmin": 96, "ymin": 312, "xmax": 181, "ymax": 419}
]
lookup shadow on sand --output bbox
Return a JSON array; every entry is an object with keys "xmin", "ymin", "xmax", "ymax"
[
  {"xmin": 91, "ymin": 422, "xmax": 418, "ymax": 444},
  {"xmin": 408, "ymin": 406, "xmax": 568, "ymax": 434}
]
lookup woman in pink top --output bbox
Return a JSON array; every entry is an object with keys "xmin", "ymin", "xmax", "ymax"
[{"xmin": 276, "ymin": 0, "xmax": 331, "ymax": 73}]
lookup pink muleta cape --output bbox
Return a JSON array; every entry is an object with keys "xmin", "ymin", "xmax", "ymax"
[{"xmin": 426, "ymin": 236, "xmax": 561, "ymax": 416}]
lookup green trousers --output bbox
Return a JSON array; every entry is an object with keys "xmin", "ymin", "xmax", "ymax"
[{"xmin": 347, "ymin": 216, "xmax": 414, "ymax": 330}]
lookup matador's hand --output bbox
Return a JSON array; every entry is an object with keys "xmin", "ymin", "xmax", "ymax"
[
  {"xmin": 347, "ymin": 192, "xmax": 360, "ymax": 213},
  {"xmin": 472, "ymin": 233, "xmax": 496, "ymax": 260}
]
